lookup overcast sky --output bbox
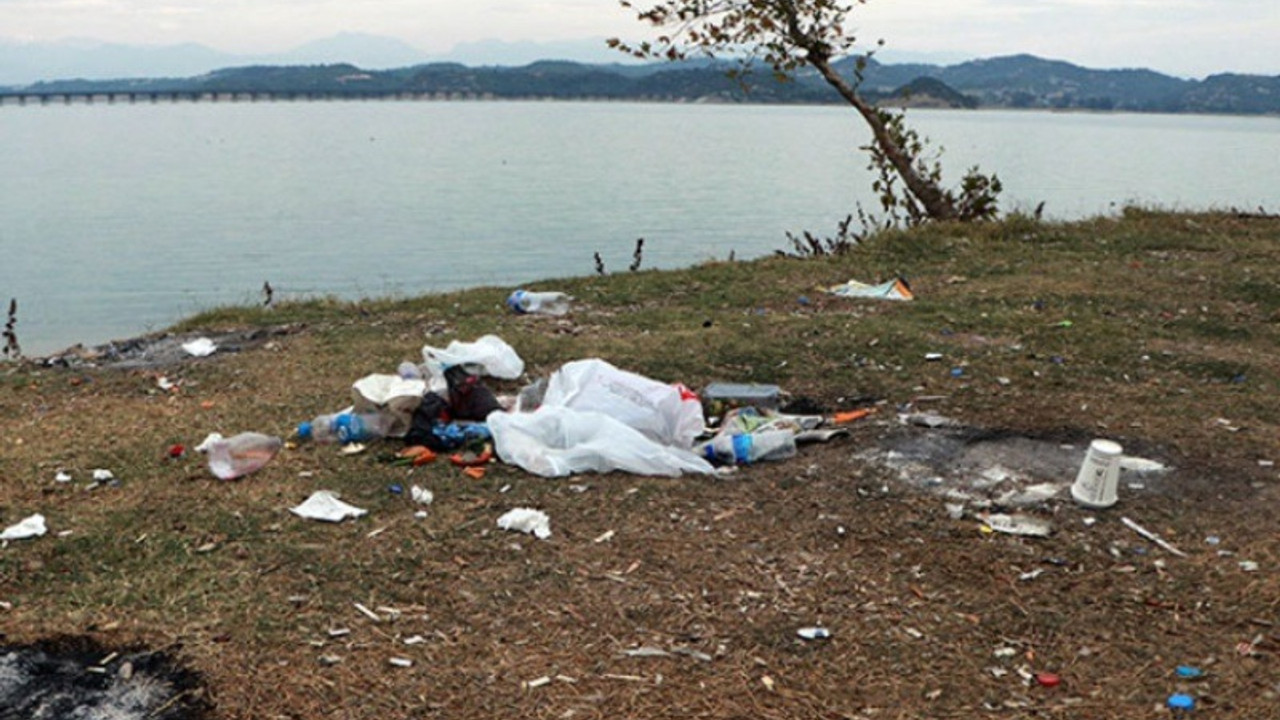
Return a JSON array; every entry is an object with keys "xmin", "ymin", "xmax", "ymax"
[{"xmin": 2, "ymin": 0, "xmax": 1276, "ymax": 78}]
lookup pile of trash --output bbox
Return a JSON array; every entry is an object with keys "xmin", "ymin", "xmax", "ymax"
[{"xmin": 273, "ymin": 334, "xmax": 859, "ymax": 481}]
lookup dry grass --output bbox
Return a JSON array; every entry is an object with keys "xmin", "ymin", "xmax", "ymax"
[{"xmin": 2, "ymin": 209, "xmax": 1279, "ymax": 718}]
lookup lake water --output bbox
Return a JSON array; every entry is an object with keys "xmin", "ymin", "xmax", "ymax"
[{"xmin": 2, "ymin": 100, "xmax": 1277, "ymax": 357}]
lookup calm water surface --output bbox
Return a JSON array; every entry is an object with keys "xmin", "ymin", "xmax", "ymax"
[{"xmin": 2, "ymin": 101, "xmax": 1277, "ymax": 356}]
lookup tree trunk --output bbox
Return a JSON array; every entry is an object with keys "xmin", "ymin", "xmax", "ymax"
[{"xmin": 808, "ymin": 57, "xmax": 958, "ymax": 221}]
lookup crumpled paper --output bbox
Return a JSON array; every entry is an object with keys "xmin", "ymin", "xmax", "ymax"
[
  {"xmin": 497, "ymin": 508, "xmax": 551, "ymax": 539},
  {"xmin": 290, "ymin": 491, "xmax": 367, "ymax": 523},
  {"xmin": 1, "ymin": 514, "xmax": 48, "ymax": 541}
]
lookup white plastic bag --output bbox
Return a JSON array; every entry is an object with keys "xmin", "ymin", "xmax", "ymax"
[
  {"xmin": 421, "ymin": 335, "xmax": 525, "ymax": 380},
  {"xmin": 350, "ymin": 373, "xmax": 427, "ymax": 438},
  {"xmin": 540, "ymin": 359, "xmax": 704, "ymax": 449},
  {"xmin": 488, "ymin": 406, "xmax": 715, "ymax": 478}
]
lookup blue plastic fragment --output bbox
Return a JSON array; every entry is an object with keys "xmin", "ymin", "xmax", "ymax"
[
  {"xmin": 1176, "ymin": 666, "xmax": 1203, "ymax": 679},
  {"xmin": 1168, "ymin": 693, "xmax": 1195, "ymax": 710},
  {"xmin": 950, "ymin": 367, "xmax": 964, "ymax": 378},
  {"xmin": 389, "ymin": 484, "xmax": 404, "ymax": 495}
]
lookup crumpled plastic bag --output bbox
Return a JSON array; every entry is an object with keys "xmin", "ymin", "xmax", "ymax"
[
  {"xmin": 181, "ymin": 337, "xmax": 218, "ymax": 357},
  {"xmin": 1, "ymin": 514, "xmax": 47, "ymax": 541},
  {"xmin": 488, "ymin": 406, "xmax": 715, "ymax": 478},
  {"xmin": 497, "ymin": 508, "xmax": 551, "ymax": 539},
  {"xmin": 351, "ymin": 373, "xmax": 428, "ymax": 438},
  {"xmin": 540, "ymin": 359, "xmax": 704, "ymax": 449},
  {"xmin": 421, "ymin": 335, "xmax": 524, "ymax": 380},
  {"xmin": 290, "ymin": 491, "xmax": 368, "ymax": 522}
]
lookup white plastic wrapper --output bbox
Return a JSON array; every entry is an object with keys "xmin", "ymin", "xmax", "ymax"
[
  {"xmin": 497, "ymin": 508, "xmax": 551, "ymax": 539},
  {"xmin": 540, "ymin": 359, "xmax": 704, "ymax": 449},
  {"xmin": 421, "ymin": 335, "xmax": 525, "ymax": 380},
  {"xmin": 290, "ymin": 491, "xmax": 367, "ymax": 522},
  {"xmin": 488, "ymin": 406, "xmax": 714, "ymax": 478}
]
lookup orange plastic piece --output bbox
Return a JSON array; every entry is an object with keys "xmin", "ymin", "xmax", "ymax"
[
  {"xmin": 412, "ymin": 449, "xmax": 439, "ymax": 466},
  {"xmin": 463, "ymin": 466, "xmax": 486, "ymax": 480},
  {"xmin": 832, "ymin": 408, "xmax": 874, "ymax": 424}
]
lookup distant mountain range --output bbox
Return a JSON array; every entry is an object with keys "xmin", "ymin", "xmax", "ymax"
[
  {"xmin": 2, "ymin": 34, "xmax": 1277, "ymax": 115},
  {"xmin": 0, "ymin": 33, "xmax": 623, "ymax": 86}
]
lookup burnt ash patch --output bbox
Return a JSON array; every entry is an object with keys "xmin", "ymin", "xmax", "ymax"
[{"xmin": 0, "ymin": 636, "xmax": 210, "ymax": 720}]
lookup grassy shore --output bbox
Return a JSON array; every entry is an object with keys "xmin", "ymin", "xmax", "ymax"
[{"xmin": 2, "ymin": 208, "xmax": 1278, "ymax": 719}]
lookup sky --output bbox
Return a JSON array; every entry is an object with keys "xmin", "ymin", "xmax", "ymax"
[{"xmin": 1, "ymin": 0, "xmax": 1276, "ymax": 78}]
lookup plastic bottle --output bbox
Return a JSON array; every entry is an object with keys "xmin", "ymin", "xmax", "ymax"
[
  {"xmin": 506, "ymin": 289, "xmax": 572, "ymax": 316},
  {"xmin": 207, "ymin": 432, "xmax": 283, "ymax": 480},
  {"xmin": 699, "ymin": 430, "xmax": 797, "ymax": 465},
  {"xmin": 297, "ymin": 411, "xmax": 392, "ymax": 444}
]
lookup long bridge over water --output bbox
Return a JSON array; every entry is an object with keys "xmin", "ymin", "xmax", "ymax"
[
  {"xmin": 0, "ymin": 90, "xmax": 686, "ymax": 107},
  {"xmin": 0, "ymin": 90, "xmax": 505, "ymax": 106}
]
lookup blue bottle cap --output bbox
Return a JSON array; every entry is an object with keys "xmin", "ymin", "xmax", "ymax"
[
  {"xmin": 1168, "ymin": 693, "xmax": 1194, "ymax": 710},
  {"xmin": 1176, "ymin": 666, "xmax": 1203, "ymax": 679},
  {"xmin": 297, "ymin": 421, "xmax": 313, "ymax": 440}
]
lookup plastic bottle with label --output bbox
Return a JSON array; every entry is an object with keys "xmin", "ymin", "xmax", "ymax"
[
  {"xmin": 297, "ymin": 412, "xmax": 391, "ymax": 444},
  {"xmin": 207, "ymin": 432, "xmax": 283, "ymax": 480},
  {"xmin": 506, "ymin": 289, "xmax": 572, "ymax": 316},
  {"xmin": 699, "ymin": 430, "xmax": 797, "ymax": 465}
]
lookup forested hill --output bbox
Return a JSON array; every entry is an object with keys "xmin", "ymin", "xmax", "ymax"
[{"xmin": 9, "ymin": 54, "xmax": 1280, "ymax": 115}]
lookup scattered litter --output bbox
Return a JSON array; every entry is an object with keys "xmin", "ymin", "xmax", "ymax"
[
  {"xmin": 1071, "ymin": 439, "xmax": 1122, "ymax": 509},
  {"xmin": 166, "ymin": 444, "xmax": 185, "ymax": 459},
  {"xmin": 982, "ymin": 513, "xmax": 1052, "ymax": 537},
  {"xmin": 207, "ymin": 432, "xmax": 283, "ymax": 480},
  {"xmin": 414, "ymin": 510, "xmax": 428, "ymax": 519},
  {"xmin": 1121, "ymin": 516, "xmax": 1187, "ymax": 557},
  {"xmin": 1019, "ymin": 569, "xmax": 1045, "ymax": 582},
  {"xmin": 290, "ymin": 491, "xmax": 368, "ymax": 522},
  {"xmin": 945, "ymin": 503, "xmax": 966, "ymax": 520},
  {"xmin": 54, "ymin": 471, "xmax": 72, "ymax": 483},
  {"xmin": 327, "ymin": 628, "xmax": 351, "ymax": 637},
  {"xmin": 354, "ymin": 603, "xmax": 381, "ymax": 622},
  {"xmin": 1168, "ymin": 693, "xmax": 1195, "ymax": 711},
  {"xmin": 1176, "ymin": 666, "xmax": 1203, "ymax": 679},
  {"xmin": 410, "ymin": 485, "xmax": 434, "ymax": 505},
  {"xmin": 924, "ymin": 353, "xmax": 943, "ymax": 361},
  {"xmin": 1239, "ymin": 561, "xmax": 1260, "ymax": 572},
  {"xmin": 1205, "ymin": 535, "xmax": 1221, "ymax": 545},
  {"xmin": 506, "ymin": 289, "xmax": 573, "ymax": 316},
  {"xmin": 797, "ymin": 627, "xmax": 831, "ymax": 640},
  {"xmin": 339, "ymin": 442, "xmax": 367, "ymax": 455},
  {"xmin": 593, "ymin": 529, "xmax": 616, "ymax": 544},
  {"xmin": 1119, "ymin": 456, "xmax": 1168, "ymax": 473},
  {"xmin": 497, "ymin": 508, "xmax": 551, "ymax": 539},
  {"xmin": 1035, "ymin": 672, "xmax": 1061, "ymax": 688},
  {"xmin": 1, "ymin": 514, "xmax": 47, "ymax": 541},
  {"xmin": 623, "ymin": 647, "xmax": 671, "ymax": 659},
  {"xmin": 91, "ymin": 469, "xmax": 114, "ymax": 481},
  {"xmin": 993, "ymin": 647, "xmax": 1017, "ymax": 658},
  {"xmin": 826, "ymin": 277, "xmax": 914, "ymax": 301},
  {"xmin": 831, "ymin": 408, "xmax": 874, "ymax": 425},
  {"xmin": 156, "ymin": 376, "xmax": 177, "ymax": 391},
  {"xmin": 181, "ymin": 337, "xmax": 217, "ymax": 357},
  {"xmin": 523, "ymin": 675, "xmax": 552, "ymax": 689},
  {"xmin": 388, "ymin": 657, "xmax": 413, "ymax": 668},
  {"xmin": 403, "ymin": 635, "xmax": 426, "ymax": 645}
]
